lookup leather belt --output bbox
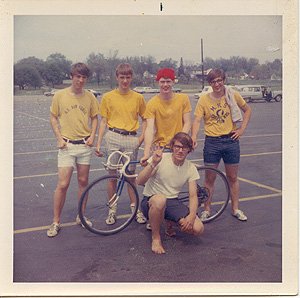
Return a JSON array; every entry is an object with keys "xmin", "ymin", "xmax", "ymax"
[
  {"xmin": 207, "ymin": 133, "xmax": 234, "ymax": 139},
  {"xmin": 63, "ymin": 136, "xmax": 89, "ymax": 144},
  {"xmin": 109, "ymin": 127, "xmax": 137, "ymax": 136}
]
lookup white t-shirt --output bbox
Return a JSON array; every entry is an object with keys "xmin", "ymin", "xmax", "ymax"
[{"xmin": 143, "ymin": 153, "xmax": 200, "ymax": 198}]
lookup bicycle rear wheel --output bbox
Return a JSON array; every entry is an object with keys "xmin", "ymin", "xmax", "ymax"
[
  {"xmin": 178, "ymin": 166, "xmax": 230, "ymax": 223},
  {"xmin": 78, "ymin": 174, "xmax": 139, "ymax": 235}
]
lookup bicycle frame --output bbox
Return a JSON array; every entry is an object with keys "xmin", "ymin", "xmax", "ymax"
[{"xmin": 103, "ymin": 151, "xmax": 140, "ymax": 209}]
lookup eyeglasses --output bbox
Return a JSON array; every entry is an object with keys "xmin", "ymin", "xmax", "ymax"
[
  {"xmin": 173, "ymin": 145, "xmax": 190, "ymax": 151},
  {"xmin": 210, "ymin": 79, "xmax": 223, "ymax": 85}
]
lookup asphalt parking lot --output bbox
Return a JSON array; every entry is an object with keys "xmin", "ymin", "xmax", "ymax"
[{"xmin": 8, "ymin": 91, "xmax": 294, "ymax": 296}]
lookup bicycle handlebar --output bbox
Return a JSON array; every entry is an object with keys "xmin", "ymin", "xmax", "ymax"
[{"xmin": 103, "ymin": 151, "xmax": 138, "ymax": 178}]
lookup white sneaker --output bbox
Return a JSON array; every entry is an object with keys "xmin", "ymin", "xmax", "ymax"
[
  {"xmin": 106, "ymin": 212, "xmax": 116, "ymax": 225},
  {"xmin": 106, "ymin": 204, "xmax": 117, "ymax": 225},
  {"xmin": 200, "ymin": 211, "xmax": 211, "ymax": 221},
  {"xmin": 232, "ymin": 209, "xmax": 247, "ymax": 221},
  {"xmin": 131, "ymin": 204, "xmax": 147, "ymax": 224},
  {"xmin": 76, "ymin": 215, "xmax": 92, "ymax": 228},
  {"xmin": 47, "ymin": 222, "xmax": 60, "ymax": 237}
]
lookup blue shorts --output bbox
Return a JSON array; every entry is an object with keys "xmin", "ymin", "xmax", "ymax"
[
  {"xmin": 203, "ymin": 135, "xmax": 240, "ymax": 166},
  {"xmin": 141, "ymin": 196, "xmax": 189, "ymax": 223}
]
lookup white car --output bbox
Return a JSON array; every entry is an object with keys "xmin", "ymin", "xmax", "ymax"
[
  {"xmin": 44, "ymin": 89, "xmax": 59, "ymax": 96},
  {"xmin": 194, "ymin": 86, "xmax": 213, "ymax": 99},
  {"xmin": 194, "ymin": 85, "xmax": 241, "ymax": 100},
  {"xmin": 239, "ymin": 85, "xmax": 282, "ymax": 102},
  {"xmin": 133, "ymin": 87, "xmax": 158, "ymax": 94}
]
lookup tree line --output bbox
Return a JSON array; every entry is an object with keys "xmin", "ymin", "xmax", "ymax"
[{"xmin": 14, "ymin": 51, "xmax": 282, "ymax": 90}]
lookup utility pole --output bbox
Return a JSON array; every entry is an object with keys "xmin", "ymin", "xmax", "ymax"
[{"xmin": 201, "ymin": 38, "xmax": 204, "ymax": 90}]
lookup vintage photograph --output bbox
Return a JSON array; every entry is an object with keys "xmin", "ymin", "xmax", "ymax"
[{"xmin": 1, "ymin": 0, "xmax": 298, "ymax": 296}]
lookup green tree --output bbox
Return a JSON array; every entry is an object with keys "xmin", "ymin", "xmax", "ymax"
[
  {"xmin": 107, "ymin": 50, "xmax": 120, "ymax": 89},
  {"xmin": 252, "ymin": 64, "xmax": 272, "ymax": 80},
  {"xmin": 158, "ymin": 58, "xmax": 177, "ymax": 70},
  {"xmin": 86, "ymin": 52, "xmax": 108, "ymax": 85},
  {"xmin": 46, "ymin": 53, "xmax": 72, "ymax": 79},
  {"xmin": 268, "ymin": 59, "xmax": 282, "ymax": 78},
  {"xmin": 14, "ymin": 64, "xmax": 43, "ymax": 90},
  {"xmin": 178, "ymin": 57, "xmax": 185, "ymax": 77},
  {"xmin": 16, "ymin": 56, "xmax": 46, "ymax": 79},
  {"xmin": 44, "ymin": 62, "xmax": 65, "ymax": 87}
]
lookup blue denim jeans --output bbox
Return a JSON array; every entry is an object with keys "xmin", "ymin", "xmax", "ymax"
[{"xmin": 203, "ymin": 135, "xmax": 240, "ymax": 166}]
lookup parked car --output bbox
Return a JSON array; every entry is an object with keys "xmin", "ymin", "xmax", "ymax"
[
  {"xmin": 133, "ymin": 87, "xmax": 158, "ymax": 94},
  {"xmin": 172, "ymin": 87, "xmax": 182, "ymax": 93},
  {"xmin": 44, "ymin": 89, "xmax": 59, "ymax": 96},
  {"xmin": 87, "ymin": 89, "xmax": 102, "ymax": 98},
  {"xmin": 194, "ymin": 86, "xmax": 213, "ymax": 99},
  {"xmin": 238, "ymin": 85, "xmax": 282, "ymax": 102}
]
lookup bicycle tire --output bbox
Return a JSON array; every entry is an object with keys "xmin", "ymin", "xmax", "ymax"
[
  {"xmin": 78, "ymin": 174, "xmax": 139, "ymax": 235},
  {"xmin": 178, "ymin": 166, "xmax": 230, "ymax": 223}
]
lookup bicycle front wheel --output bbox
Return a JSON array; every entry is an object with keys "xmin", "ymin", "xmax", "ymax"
[
  {"xmin": 78, "ymin": 174, "xmax": 139, "ymax": 235},
  {"xmin": 197, "ymin": 166, "xmax": 230, "ymax": 223}
]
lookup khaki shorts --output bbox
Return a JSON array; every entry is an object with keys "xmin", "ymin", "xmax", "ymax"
[
  {"xmin": 104, "ymin": 130, "xmax": 139, "ymax": 172},
  {"xmin": 58, "ymin": 143, "xmax": 92, "ymax": 168}
]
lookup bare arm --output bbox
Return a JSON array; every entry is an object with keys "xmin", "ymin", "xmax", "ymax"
[
  {"xmin": 50, "ymin": 112, "xmax": 67, "ymax": 149},
  {"xmin": 138, "ymin": 118, "xmax": 147, "ymax": 147},
  {"xmin": 140, "ymin": 118, "xmax": 155, "ymax": 165},
  {"xmin": 95, "ymin": 117, "xmax": 108, "ymax": 157},
  {"xmin": 191, "ymin": 115, "xmax": 202, "ymax": 149},
  {"xmin": 231, "ymin": 103, "xmax": 252, "ymax": 140},
  {"xmin": 137, "ymin": 144, "xmax": 164, "ymax": 185},
  {"xmin": 179, "ymin": 180, "xmax": 198, "ymax": 232},
  {"xmin": 85, "ymin": 115, "xmax": 98, "ymax": 147},
  {"xmin": 182, "ymin": 111, "xmax": 191, "ymax": 134}
]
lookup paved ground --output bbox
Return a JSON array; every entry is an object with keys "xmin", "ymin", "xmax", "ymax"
[{"xmin": 9, "ymin": 92, "xmax": 291, "ymax": 295}]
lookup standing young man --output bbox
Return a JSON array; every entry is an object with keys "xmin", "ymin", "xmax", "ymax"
[
  {"xmin": 140, "ymin": 68, "xmax": 192, "ymax": 165},
  {"xmin": 191, "ymin": 68, "xmax": 252, "ymax": 222},
  {"xmin": 47, "ymin": 63, "xmax": 99, "ymax": 237},
  {"xmin": 95, "ymin": 63, "xmax": 147, "ymax": 225},
  {"xmin": 137, "ymin": 132, "xmax": 204, "ymax": 254}
]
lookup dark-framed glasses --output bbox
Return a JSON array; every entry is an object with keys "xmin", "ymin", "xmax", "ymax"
[
  {"xmin": 173, "ymin": 145, "xmax": 189, "ymax": 151},
  {"xmin": 210, "ymin": 79, "xmax": 223, "ymax": 85}
]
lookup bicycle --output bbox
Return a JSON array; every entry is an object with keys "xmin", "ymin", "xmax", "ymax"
[{"xmin": 78, "ymin": 151, "xmax": 230, "ymax": 235}]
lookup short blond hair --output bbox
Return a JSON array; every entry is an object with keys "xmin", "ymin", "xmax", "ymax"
[{"xmin": 115, "ymin": 63, "xmax": 133, "ymax": 77}]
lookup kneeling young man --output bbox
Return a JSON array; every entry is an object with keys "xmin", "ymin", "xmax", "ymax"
[{"xmin": 137, "ymin": 132, "xmax": 204, "ymax": 254}]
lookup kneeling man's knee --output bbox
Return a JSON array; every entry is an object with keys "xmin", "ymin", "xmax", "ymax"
[
  {"xmin": 149, "ymin": 194, "xmax": 167, "ymax": 211},
  {"xmin": 193, "ymin": 217, "xmax": 204, "ymax": 236}
]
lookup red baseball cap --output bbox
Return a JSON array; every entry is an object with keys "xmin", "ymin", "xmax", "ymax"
[{"xmin": 156, "ymin": 68, "xmax": 175, "ymax": 81}]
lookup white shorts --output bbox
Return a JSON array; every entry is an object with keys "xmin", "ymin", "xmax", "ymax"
[
  {"xmin": 58, "ymin": 143, "xmax": 93, "ymax": 168},
  {"xmin": 104, "ymin": 130, "xmax": 139, "ymax": 172}
]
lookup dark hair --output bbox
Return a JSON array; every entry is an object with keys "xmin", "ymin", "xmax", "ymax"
[
  {"xmin": 169, "ymin": 132, "xmax": 193, "ymax": 153},
  {"xmin": 207, "ymin": 68, "xmax": 226, "ymax": 83},
  {"xmin": 115, "ymin": 63, "xmax": 133, "ymax": 77},
  {"xmin": 70, "ymin": 63, "xmax": 91, "ymax": 78}
]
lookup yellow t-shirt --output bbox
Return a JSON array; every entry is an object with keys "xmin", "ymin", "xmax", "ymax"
[
  {"xmin": 194, "ymin": 91, "xmax": 246, "ymax": 137},
  {"xmin": 50, "ymin": 89, "xmax": 99, "ymax": 140},
  {"xmin": 144, "ymin": 93, "xmax": 192, "ymax": 146},
  {"xmin": 99, "ymin": 89, "xmax": 146, "ymax": 131}
]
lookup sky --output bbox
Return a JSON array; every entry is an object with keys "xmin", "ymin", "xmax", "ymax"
[{"xmin": 14, "ymin": 15, "xmax": 282, "ymax": 66}]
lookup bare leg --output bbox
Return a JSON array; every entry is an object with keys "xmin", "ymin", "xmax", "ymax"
[
  {"xmin": 76, "ymin": 164, "xmax": 90, "ymax": 215},
  {"xmin": 53, "ymin": 167, "xmax": 73, "ymax": 223},
  {"xmin": 148, "ymin": 194, "xmax": 167, "ymax": 254},
  {"xmin": 224, "ymin": 164, "xmax": 239, "ymax": 211},
  {"xmin": 165, "ymin": 220, "xmax": 177, "ymax": 237},
  {"xmin": 203, "ymin": 164, "xmax": 219, "ymax": 212},
  {"xmin": 178, "ymin": 216, "xmax": 204, "ymax": 236}
]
